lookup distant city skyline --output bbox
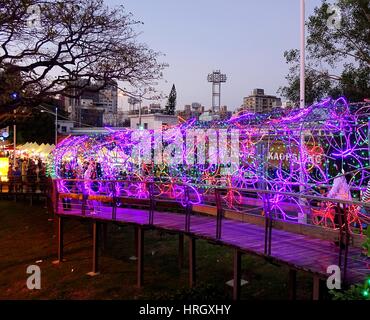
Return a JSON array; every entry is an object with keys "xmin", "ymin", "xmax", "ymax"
[{"xmin": 108, "ymin": 0, "xmax": 326, "ymax": 111}]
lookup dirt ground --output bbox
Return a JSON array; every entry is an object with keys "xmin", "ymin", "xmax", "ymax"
[{"xmin": 0, "ymin": 199, "xmax": 315, "ymax": 300}]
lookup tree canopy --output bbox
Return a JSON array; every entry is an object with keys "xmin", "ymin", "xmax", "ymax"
[{"xmin": 279, "ymin": 0, "xmax": 369, "ymax": 105}]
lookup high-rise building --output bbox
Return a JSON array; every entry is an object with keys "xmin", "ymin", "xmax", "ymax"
[
  {"xmin": 282, "ymin": 100, "xmax": 294, "ymax": 109},
  {"xmin": 63, "ymin": 79, "xmax": 118, "ymax": 126},
  {"xmin": 177, "ymin": 103, "xmax": 205, "ymax": 120},
  {"xmin": 219, "ymin": 105, "xmax": 232, "ymax": 120},
  {"xmin": 191, "ymin": 102, "xmax": 202, "ymax": 111},
  {"xmin": 240, "ymin": 89, "xmax": 282, "ymax": 114},
  {"xmin": 129, "ymin": 113, "xmax": 178, "ymax": 130}
]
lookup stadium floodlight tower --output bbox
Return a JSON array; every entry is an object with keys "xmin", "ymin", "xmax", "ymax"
[{"xmin": 207, "ymin": 70, "xmax": 227, "ymax": 114}]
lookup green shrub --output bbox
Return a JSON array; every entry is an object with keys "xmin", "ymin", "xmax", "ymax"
[{"xmin": 330, "ymin": 277, "xmax": 370, "ymax": 300}]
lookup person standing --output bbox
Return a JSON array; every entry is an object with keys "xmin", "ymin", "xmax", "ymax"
[
  {"xmin": 84, "ymin": 160, "xmax": 99, "ymax": 214},
  {"xmin": 327, "ymin": 172, "xmax": 352, "ymax": 203},
  {"xmin": 327, "ymin": 165, "xmax": 352, "ymax": 248},
  {"xmin": 27, "ymin": 160, "xmax": 37, "ymax": 192},
  {"xmin": 21, "ymin": 159, "xmax": 27, "ymax": 192}
]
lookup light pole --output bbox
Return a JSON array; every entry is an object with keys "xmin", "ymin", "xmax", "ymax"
[
  {"xmin": 299, "ymin": 0, "xmax": 306, "ymax": 223},
  {"xmin": 300, "ymin": 0, "xmax": 305, "ymax": 110},
  {"xmin": 55, "ymin": 106, "xmax": 58, "ymax": 146},
  {"xmin": 138, "ymin": 98, "xmax": 142, "ymax": 129},
  {"xmin": 9, "ymin": 92, "xmax": 20, "ymax": 170},
  {"xmin": 136, "ymin": 88, "xmax": 147, "ymax": 129},
  {"xmin": 13, "ymin": 109, "xmax": 16, "ymax": 170}
]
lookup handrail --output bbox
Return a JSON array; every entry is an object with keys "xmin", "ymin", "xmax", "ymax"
[{"xmin": 52, "ymin": 178, "xmax": 370, "ymax": 209}]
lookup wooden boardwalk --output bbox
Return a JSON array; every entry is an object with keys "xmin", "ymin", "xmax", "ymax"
[{"xmin": 56, "ymin": 203, "xmax": 369, "ymax": 288}]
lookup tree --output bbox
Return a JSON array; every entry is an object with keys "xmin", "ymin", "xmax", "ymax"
[
  {"xmin": 0, "ymin": 0, "xmax": 165, "ymax": 116},
  {"xmin": 15, "ymin": 107, "xmax": 55, "ymax": 144},
  {"xmin": 165, "ymin": 84, "xmax": 176, "ymax": 115},
  {"xmin": 5, "ymin": 99, "xmax": 70, "ymax": 144},
  {"xmin": 279, "ymin": 0, "xmax": 369, "ymax": 105}
]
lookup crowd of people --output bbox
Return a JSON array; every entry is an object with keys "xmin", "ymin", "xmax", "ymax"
[
  {"xmin": 59, "ymin": 160, "xmax": 103, "ymax": 181},
  {"xmin": 6, "ymin": 156, "xmax": 49, "ymax": 193}
]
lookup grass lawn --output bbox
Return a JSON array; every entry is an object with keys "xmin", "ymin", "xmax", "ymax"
[{"xmin": 0, "ymin": 199, "xmax": 315, "ymax": 300}]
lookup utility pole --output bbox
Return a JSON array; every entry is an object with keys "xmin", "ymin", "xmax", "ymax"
[
  {"xmin": 55, "ymin": 106, "xmax": 58, "ymax": 146},
  {"xmin": 13, "ymin": 109, "xmax": 16, "ymax": 170}
]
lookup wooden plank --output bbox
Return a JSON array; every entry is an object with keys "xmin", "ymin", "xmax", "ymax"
[
  {"xmin": 87, "ymin": 221, "xmax": 100, "ymax": 276},
  {"xmin": 52, "ymin": 216, "xmax": 64, "ymax": 264}
]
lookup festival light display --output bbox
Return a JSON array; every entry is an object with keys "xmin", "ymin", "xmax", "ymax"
[{"xmin": 49, "ymin": 97, "xmax": 370, "ymax": 228}]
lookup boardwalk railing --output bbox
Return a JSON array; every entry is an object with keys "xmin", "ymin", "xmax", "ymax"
[
  {"xmin": 0, "ymin": 176, "xmax": 52, "ymax": 207},
  {"xmin": 51, "ymin": 178, "xmax": 370, "ymax": 286},
  {"xmin": 0, "ymin": 175, "xmax": 50, "ymax": 194}
]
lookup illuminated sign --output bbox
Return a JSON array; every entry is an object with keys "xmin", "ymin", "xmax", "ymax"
[{"xmin": 0, "ymin": 157, "xmax": 9, "ymax": 181}]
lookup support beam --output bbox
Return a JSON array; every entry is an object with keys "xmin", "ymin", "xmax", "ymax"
[
  {"xmin": 288, "ymin": 269, "xmax": 297, "ymax": 300},
  {"xmin": 101, "ymin": 223, "xmax": 108, "ymax": 251},
  {"xmin": 134, "ymin": 226, "xmax": 139, "ymax": 257},
  {"xmin": 312, "ymin": 275, "xmax": 320, "ymax": 300},
  {"xmin": 233, "ymin": 249, "xmax": 242, "ymax": 300},
  {"xmin": 44, "ymin": 196, "xmax": 48, "ymax": 211},
  {"xmin": 87, "ymin": 221, "xmax": 100, "ymax": 276},
  {"xmin": 52, "ymin": 216, "xmax": 64, "ymax": 264},
  {"xmin": 188, "ymin": 236, "xmax": 196, "ymax": 287},
  {"xmin": 178, "ymin": 234, "xmax": 184, "ymax": 269},
  {"xmin": 112, "ymin": 201, "xmax": 117, "ymax": 220},
  {"xmin": 136, "ymin": 226, "xmax": 144, "ymax": 288}
]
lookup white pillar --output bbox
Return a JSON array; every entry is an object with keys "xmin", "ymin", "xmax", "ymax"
[
  {"xmin": 55, "ymin": 107, "xmax": 58, "ymax": 146},
  {"xmin": 300, "ymin": 0, "xmax": 305, "ymax": 109}
]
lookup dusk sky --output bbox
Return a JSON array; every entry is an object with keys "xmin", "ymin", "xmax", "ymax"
[{"xmin": 108, "ymin": 0, "xmax": 325, "ymax": 111}]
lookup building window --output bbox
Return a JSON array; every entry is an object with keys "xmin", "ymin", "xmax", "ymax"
[{"xmin": 144, "ymin": 123, "xmax": 148, "ymax": 129}]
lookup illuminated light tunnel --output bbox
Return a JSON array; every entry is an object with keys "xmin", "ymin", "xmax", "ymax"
[{"xmin": 49, "ymin": 97, "xmax": 370, "ymax": 226}]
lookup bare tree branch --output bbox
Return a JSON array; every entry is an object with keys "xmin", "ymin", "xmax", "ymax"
[{"xmin": 0, "ymin": 0, "xmax": 166, "ymax": 114}]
